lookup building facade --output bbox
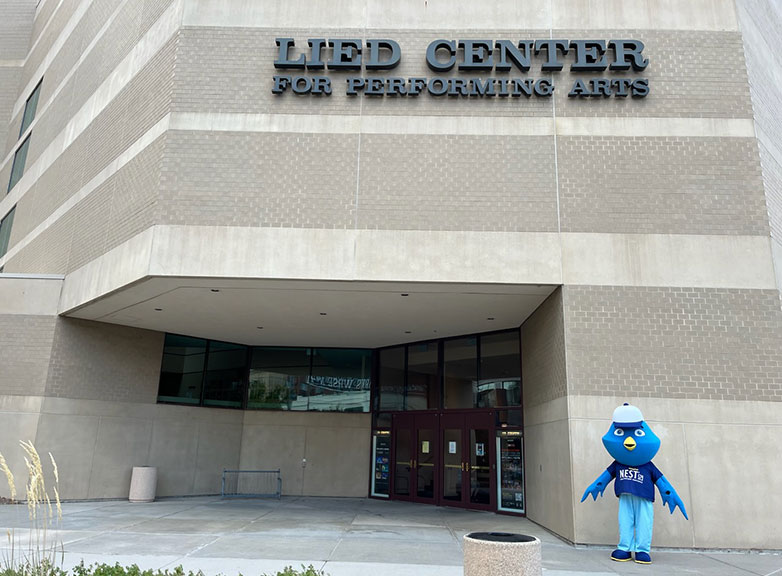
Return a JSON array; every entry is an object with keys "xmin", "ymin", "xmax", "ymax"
[{"xmin": 1, "ymin": 0, "xmax": 781, "ymax": 550}]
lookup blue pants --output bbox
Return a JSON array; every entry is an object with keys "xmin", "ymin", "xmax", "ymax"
[{"xmin": 617, "ymin": 493, "xmax": 654, "ymax": 554}]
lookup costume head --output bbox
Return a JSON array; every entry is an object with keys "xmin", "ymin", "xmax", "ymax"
[{"xmin": 601, "ymin": 403, "xmax": 660, "ymax": 467}]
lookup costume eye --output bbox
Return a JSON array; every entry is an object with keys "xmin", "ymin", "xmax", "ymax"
[
  {"xmin": 634, "ymin": 429, "xmax": 646, "ymax": 437},
  {"xmin": 613, "ymin": 428, "xmax": 624, "ymax": 437}
]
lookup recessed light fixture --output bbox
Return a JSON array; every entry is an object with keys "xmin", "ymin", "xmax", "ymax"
[
  {"xmin": 257, "ymin": 326, "xmax": 264, "ymax": 330},
  {"xmin": 401, "ymin": 293, "xmax": 409, "ymax": 297},
  {"xmin": 211, "ymin": 289, "xmax": 220, "ymax": 293},
  {"xmin": 154, "ymin": 308, "xmax": 163, "ymax": 311}
]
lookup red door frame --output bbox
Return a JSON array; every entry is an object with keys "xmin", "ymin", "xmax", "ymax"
[
  {"xmin": 390, "ymin": 412, "xmax": 439, "ymax": 504},
  {"xmin": 391, "ymin": 409, "xmax": 497, "ymax": 511}
]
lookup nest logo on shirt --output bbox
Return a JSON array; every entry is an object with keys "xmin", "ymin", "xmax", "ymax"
[{"xmin": 618, "ymin": 468, "xmax": 645, "ymax": 484}]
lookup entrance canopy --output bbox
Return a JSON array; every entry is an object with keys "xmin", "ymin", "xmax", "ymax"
[{"xmin": 63, "ymin": 277, "xmax": 556, "ymax": 348}]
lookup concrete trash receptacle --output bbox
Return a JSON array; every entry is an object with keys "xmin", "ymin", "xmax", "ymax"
[
  {"xmin": 129, "ymin": 466, "xmax": 157, "ymax": 502},
  {"xmin": 463, "ymin": 532, "xmax": 542, "ymax": 576}
]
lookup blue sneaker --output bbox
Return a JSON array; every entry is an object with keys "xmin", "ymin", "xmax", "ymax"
[
  {"xmin": 611, "ymin": 549, "xmax": 632, "ymax": 562},
  {"xmin": 634, "ymin": 551, "xmax": 652, "ymax": 564}
]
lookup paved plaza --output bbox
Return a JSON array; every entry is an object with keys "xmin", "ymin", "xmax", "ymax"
[{"xmin": 0, "ymin": 497, "xmax": 779, "ymax": 576}]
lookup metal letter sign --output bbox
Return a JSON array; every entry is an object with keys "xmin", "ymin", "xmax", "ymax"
[{"xmin": 272, "ymin": 37, "xmax": 649, "ymax": 99}]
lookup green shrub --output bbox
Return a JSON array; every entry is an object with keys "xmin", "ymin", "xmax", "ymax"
[{"xmin": 261, "ymin": 567, "xmax": 326, "ymax": 576}]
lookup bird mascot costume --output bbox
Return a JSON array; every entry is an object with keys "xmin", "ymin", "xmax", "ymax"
[{"xmin": 581, "ymin": 403, "xmax": 688, "ymax": 564}]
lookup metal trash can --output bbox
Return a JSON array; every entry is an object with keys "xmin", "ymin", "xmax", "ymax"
[
  {"xmin": 129, "ymin": 466, "xmax": 157, "ymax": 502},
  {"xmin": 463, "ymin": 532, "xmax": 542, "ymax": 576}
]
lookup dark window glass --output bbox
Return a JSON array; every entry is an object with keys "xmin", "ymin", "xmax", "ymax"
[
  {"xmin": 443, "ymin": 337, "xmax": 477, "ymax": 409},
  {"xmin": 496, "ymin": 409, "xmax": 524, "ymax": 428},
  {"xmin": 20, "ymin": 80, "xmax": 42, "ymax": 137},
  {"xmin": 157, "ymin": 334, "xmax": 206, "ymax": 404},
  {"xmin": 406, "ymin": 341, "xmax": 439, "ymax": 410},
  {"xmin": 308, "ymin": 348, "xmax": 372, "ymax": 412},
  {"xmin": 203, "ymin": 340, "xmax": 247, "ymax": 408},
  {"xmin": 0, "ymin": 206, "xmax": 16, "ymax": 258},
  {"xmin": 373, "ymin": 412, "xmax": 392, "ymax": 429},
  {"xmin": 8, "ymin": 136, "xmax": 30, "ymax": 192},
  {"xmin": 477, "ymin": 331, "xmax": 521, "ymax": 407},
  {"xmin": 379, "ymin": 347, "xmax": 405, "ymax": 411},
  {"xmin": 248, "ymin": 347, "xmax": 310, "ymax": 410}
]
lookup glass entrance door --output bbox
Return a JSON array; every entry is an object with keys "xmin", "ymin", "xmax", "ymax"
[
  {"xmin": 392, "ymin": 413, "xmax": 414, "ymax": 500},
  {"xmin": 391, "ymin": 413, "xmax": 438, "ymax": 504},
  {"xmin": 439, "ymin": 412, "xmax": 495, "ymax": 511}
]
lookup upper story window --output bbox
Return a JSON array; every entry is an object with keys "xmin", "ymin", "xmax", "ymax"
[
  {"xmin": 20, "ymin": 79, "xmax": 42, "ymax": 137},
  {"xmin": 0, "ymin": 206, "xmax": 16, "ymax": 258},
  {"xmin": 8, "ymin": 136, "xmax": 30, "ymax": 193}
]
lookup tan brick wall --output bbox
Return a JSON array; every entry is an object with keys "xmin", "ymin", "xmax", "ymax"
[
  {"xmin": 44, "ymin": 317, "xmax": 165, "ymax": 403},
  {"xmin": 357, "ymin": 134, "xmax": 557, "ymax": 231},
  {"xmin": 563, "ymin": 285, "xmax": 782, "ymax": 402},
  {"xmin": 0, "ymin": 67, "xmax": 22, "ymax": 156},
  {"xmin": 0, "ymin": 1, "xmax": 35, "ymax": 59},
  {"xmin": 0, "ymin": 314, "xmax": 57, "ymax": 396},
  {"xmin": 4, "ymin": 133, "xmax": 166, "ymax": 274},
  {"xmin": 738, "ymin": 0, "xmax": 782, "ymax": 303},
  {"xmin": 159, "ymin": 130, "xmax": 358, "ymax": 228},
  {"xmin": 558, "ymin": 136, "xmax": 769, "ymax": 235},
  {"xmin": 4, "ymin": 32, "xmax": 176, "ymax": 268},
  {"xmin": 20, "ymin": 0, "xmax": 79, "ymax": 92},
  {"xmin": 555, "ymin": 30, "xmax": 752, "ymax": 118},
  {"xmin": 521, "ymin": 288, "xmax": 567, "ymax": 408},
  {"xmin": 30, "ymin": 0, "xmax": 60, "ymax": 48},
  {"xmin": 172, "ymin": 28, "xmax": 751, "ymax": 120},
  {"xmin": 758, "ymin": 142, "xmax": 782, "ymax": 243},
  {"xmin": 0, "ymin": 0, "xmax": 34, "ymax": 160}
]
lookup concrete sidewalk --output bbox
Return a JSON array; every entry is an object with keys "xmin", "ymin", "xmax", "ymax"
[{"xmin": 0, "ymin": 496, "xmax": 779, "ymax": 576}]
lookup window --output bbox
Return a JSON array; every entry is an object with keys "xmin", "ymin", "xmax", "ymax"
[
  {"xmin": 308, "ymin": 348, "xmax": 372, "ymax": 412},
  {"xmin": 443, "ymin": 337, "xmax": 478, "ymax": 409},
  {"xmin": 378, "ymin": 347, "xmax": 405, "ymax": 410},
  {"xmin": 20, "ymin": 80, "xmax": 42, "ymax": 137},
  {"xmin": 203, "ymin": 340, "xmax": 247, "ymax": 408},
  {"xmin": 406, "ymin": 341, "xmax": 439, "ymax": 409},
  {"xmin": 375, "ymin": 329, "xmax": 522, "ymax": 412},
  {"xmin": 158, "ymin": 335, "xmax": 373, "ymax": 412},
  {"xmin": 157, "ymin": 334, "xmax": 207, "ymax": 404},
  {"xmin": 8, "ymin": 136, "xmax": 30, "ymax": 192},
  {"xmin": 477, "ymin": 331, "xmax": 521, "ymax": 407},
  {"xmin": 0, "ymin": 206, "xmax": 16, "ymax": 258},
  {"xmin": 248, "ymin": 347, "xmax": 310, "ymax": 410}
]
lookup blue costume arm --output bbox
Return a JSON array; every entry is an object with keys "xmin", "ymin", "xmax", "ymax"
[
  {"xmin": 581, "ymin": 469, "xmax": 613, "ymax": 502},
  {"xmin": 655, "ymin": 475, "xmax": 688, "ymax": 519}
]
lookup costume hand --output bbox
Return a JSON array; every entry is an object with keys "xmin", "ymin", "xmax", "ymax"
[
  {"xmin": 656, "ymin": 475, "xmax": 689, "ymax": 519},
  {"xmin": 580, "ymin": 470, "xmax": 612, "ymax": 502}
]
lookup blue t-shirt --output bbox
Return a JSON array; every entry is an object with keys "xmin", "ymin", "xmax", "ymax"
[{"xmin": 607, "ymin": 461, "xmax": 663, "ymax": 502}]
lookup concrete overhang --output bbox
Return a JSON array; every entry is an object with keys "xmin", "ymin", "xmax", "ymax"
[
  {"xmin": 58, "ymin": 226, "xmax": 562, "ymax": 348},
  {"xmin": 63, "ymin": 276, "xmax": 555, "ymax": 348}
]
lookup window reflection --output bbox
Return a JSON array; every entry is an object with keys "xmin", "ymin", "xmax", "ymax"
[
  {"xmin": 158, "ymin": 335, "xmax": 207, "ymax": 404},
  {"xmin": 406, "ymin": 342, "xmax": 439, "ymax": 410},
  {"xmin": 444, "ymin": 337, "xmax": 477, "ymax": 409},
  {"xmin": 309, "ymin": 348, "xmax": 372, "ymax": 412},
  {"xmin": 379, "ymin": 347, "xmax": 405, "ymax": 411},
  {"xmin": 477, "ymin": 331, "xmax": 521, "ymax": 407},
  {"xmin": 203, "ymin": 341, "xmax": 247, "ymax": 408},
  {"xmin": 248, "ymin": 347, "xmax": 310, "ymax": 410}
]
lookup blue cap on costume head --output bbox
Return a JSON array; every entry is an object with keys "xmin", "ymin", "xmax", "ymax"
[{"xmin": 601, "ymin": 403, "xmax": 661, "ymax": 466}]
